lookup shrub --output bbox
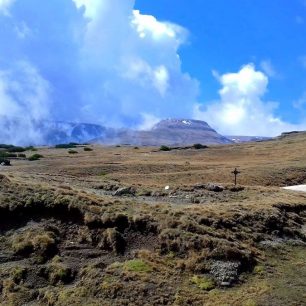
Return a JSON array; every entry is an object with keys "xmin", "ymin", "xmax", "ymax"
[
  {"xmin": 18, "ymin": 153, "xmax": 26, "ymax": 158},
  {"xmin": 55, "ymin": 143, "xmax": 77, "ymax": 149},
  {"xmin": 7, "ymin": 146, "xmax": 26, "ymax": 153},
  {"xmin": 84, "ymin": 147, "xmax": 93, "ymax": 152},
  {"xmin": 193, "ymin": 144, "xmax": 208, "ymax": 150},
  {"xmin": 68, "ymin": 150, "xmax": 78, "ymax": 154},
  {"xmin": 28, "ymin": 154, "xmax": 44, "ymax": 161},
  {"xmin": 160, "ymin": 145, "xmax": 171, "ymax": 151},
  {"xmin": 25, "ymin": 146, "xmax": 37, "ymax": 151},
  {"xmin": 0, "ymin": 158, "xmax": 11, "ymax": 166},
  {"xmin": 0, "ymin": 152, "xmax": 16, "ymax": 158}
]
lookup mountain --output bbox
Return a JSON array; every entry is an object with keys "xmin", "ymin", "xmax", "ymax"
[
  {"xmin": 93, "ymin": 119, "xmax": 233, "ymax": 146},
  {"xmin": 226, "ymin": 135, "xmax": 272, "ymax": 143},
  {"xmin": 39, "ymin": 122, "xmax": 114, "ymax": 145}
]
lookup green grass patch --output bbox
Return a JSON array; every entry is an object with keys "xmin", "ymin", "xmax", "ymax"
[
  {"xmin": 123, "ymin": 259, "xmax": 153, "ymax": 273},
  {"xmin": 191, "ymin": 275, "xmax": 216, "ymax": 291}
]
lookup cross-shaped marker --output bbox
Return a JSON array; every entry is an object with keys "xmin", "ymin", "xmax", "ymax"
[{"xmin": 232, "ymin": 168, "xmax": 240, "ymax": 186}]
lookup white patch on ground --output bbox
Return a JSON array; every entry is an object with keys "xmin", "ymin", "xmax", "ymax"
[{"xmin": 283, "ymin": 185, "xmax": 306, "ymax": 192}]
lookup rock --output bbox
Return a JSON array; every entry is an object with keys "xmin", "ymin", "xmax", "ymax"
[
  {"xmin": 205, "ymin": 183, "xmax": 224, "ymax": 192},
  {"xmin": 210, "ymin": 261, "xmax": 241, "ymax": 286},
  {"xmin": 113, "ymin": 186, "xmax": 135, "ymax": 196},
  {"xmin": 194, "ymin": 184, "xmax": 206, "ymax": 189}
]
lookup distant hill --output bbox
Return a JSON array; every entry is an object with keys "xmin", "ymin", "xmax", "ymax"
[
  {"xmin": 39, "ymin": 122, "xmax": 115, "ymax": 145},
  {"xmin": 226, "ymin": 135, "xmax": 272, "ymax": 143},
  {"xmin": 93, "ymin": 119, "xmax": 233, "ymax": 146}
]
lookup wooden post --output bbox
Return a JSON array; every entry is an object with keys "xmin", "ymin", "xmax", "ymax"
[{"xmin": 232, "ymin": 168, "xmax": 240, "ymax": 186}]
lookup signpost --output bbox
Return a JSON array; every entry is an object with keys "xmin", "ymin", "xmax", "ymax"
[{"xmin": 232, "ymin": 168, "xmax": 240, "ymax": 186}]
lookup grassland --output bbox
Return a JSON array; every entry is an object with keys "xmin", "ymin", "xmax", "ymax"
[{"xmin": 0, "ymin": 133, "xmax": 305, "ymax": 305}]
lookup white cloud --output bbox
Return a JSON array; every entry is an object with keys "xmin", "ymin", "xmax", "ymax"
[
  {"xmin": 0, "ymin": 0, "xmax": 199, "ymax": 144},
  {"xmin": 137, "ymin": 113, "xmax": 161, "ymax": 131},
  {"xmin": 194, "ymin": 64, "xmax": 306, "ymax": 136},
  {"xmin": 0, "ymin": 62, "xmax": 51, "ymax": 145},
  {"xmin": 0, "ymin": 0, "xmax": 14, "ymax": 14},
  {"xmin": 260, "ymin": 60, "xmax": 278, "ymax": 78},
  {"xmin": 293, "ymin": 92, "xmax": 306, "ymax": 110}
]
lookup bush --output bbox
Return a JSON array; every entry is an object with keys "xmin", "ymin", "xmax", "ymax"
[
  {"xmin": 0, "ymin": 152, "xmax": 16, "ymax": 158},
  {"xmin": 84, "ymin": 147, "xmax": 93, "ymax": 152},
  {"xmin": 25, "ymin": 146, "xmax": 37, "ymax": 151},
  {"xmin": 18, "ymin": 153, "xmax": 26, "ymax": 158},
  {"xmin": 160, "ymin": 145, "xmax": 171, "ymax": 151},
  {"xmin": 7, "ymin": 146, "xmax": 26, "ymax": 153},
  {"xmin": 193, "ymin": 144, "xmax": 208, "ymax": 150},
  {"xmin": 28, "ymin": 154, "xmax": 44, "ymax": 161},
  {"xmin": 0, "ymin": 158, "xmax": 11, "ymax": 166},
  {"xmin": 55, "ymin": 143, "xmax": 77, "ymax": 149},
  {"xmin": 68, "ymin": 150, "xmax": 78, "ymax": 154}
]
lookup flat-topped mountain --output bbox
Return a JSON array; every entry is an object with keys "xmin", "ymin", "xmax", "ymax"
[{"xmin": 94, "ymin": 119, "xmax": 233, "ymax": 146}]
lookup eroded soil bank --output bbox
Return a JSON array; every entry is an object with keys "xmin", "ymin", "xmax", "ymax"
[{"xmin": 0, "ymin": 174, "xmax": 306, "ymax": 305}]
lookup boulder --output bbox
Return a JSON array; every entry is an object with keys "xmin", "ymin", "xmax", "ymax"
[
  {"xmin": 210, "ymin": 261, "xmax": 241, "ymax": 286},
  {"xmin": 113, "ymin": 186, "xmax": 136, "ymax": 196}
]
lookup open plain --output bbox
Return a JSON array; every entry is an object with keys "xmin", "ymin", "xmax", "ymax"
[{"xmin": 0, "ymin": 132, "xmax": 306, "ymax": 305}]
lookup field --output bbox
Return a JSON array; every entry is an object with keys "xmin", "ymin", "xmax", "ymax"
[{"xmin": 0, "ymin": 133, "xmax": 306, "ymax": 305}]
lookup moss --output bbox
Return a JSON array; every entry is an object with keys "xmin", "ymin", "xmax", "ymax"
[
  {"xmin": 254, "ymin": 265, "xmax": 265, "ymax": 274},
  {"xmin": 191, "ymin": 275, "xmax": 216, "ymax": 291},
  {"xmin": 123, "ymin": 259, "xmax": 153, "ymax": 273}
]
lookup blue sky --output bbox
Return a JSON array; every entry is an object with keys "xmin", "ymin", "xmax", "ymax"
[
  {"xmin": 136, "ymin": 0, "xmax": 306, "ymax": 124},
  {"xmin": 0, "ymin": 0, "xmax": 306, "ymax": 144}
]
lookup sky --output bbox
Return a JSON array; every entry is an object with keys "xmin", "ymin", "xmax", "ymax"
[{"xmin": 0, "ymin": 0, "xmax": 306, "ymax": 144}]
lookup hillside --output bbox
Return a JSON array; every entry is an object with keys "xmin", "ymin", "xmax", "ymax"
[{"xmin": 0, "ymin": 133, "xmax": 305, "ymax": 305}]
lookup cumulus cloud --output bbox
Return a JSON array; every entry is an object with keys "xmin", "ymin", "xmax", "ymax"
[
  {"xmin": 0, "ymin": 0, "xmax": 199, "ymax": 144},
  {"xmin": 194, "ymin": 64, "xmax": 306, "ymax": 136},
  {"xmin": 0, "ymin": 62, "xmax": 51, "ymax": 145}
]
